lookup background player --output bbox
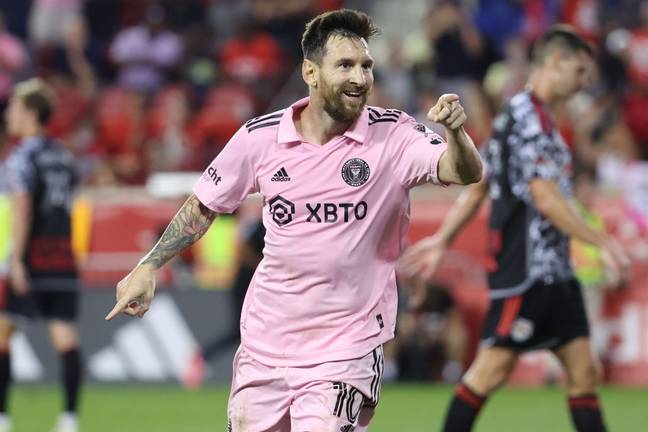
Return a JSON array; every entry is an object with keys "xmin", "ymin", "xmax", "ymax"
[
  {"xmin": 106, "ymin": 8, "xmax": 482, "ymax": 431},
  {"xmin": 401, "ymin": 26, "xmax": 630, "ymax": 432},
  {"xmin": 1, "ymin": 79, "xmax": 82, "ymax": 432}
]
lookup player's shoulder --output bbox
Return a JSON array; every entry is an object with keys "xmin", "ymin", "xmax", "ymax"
[
  {"xmin": 366, "ymin": 105, "xmax": 405, "ymax": 127},
  {"xmin": 507, "ymin": 91, "xmax": 537, "ymax": 123},
  {"xmin": 5, "ymin": 141, "xmax": 35, "ymax": 168},
  {"xmin": 243, "ymin": 108, "xmax": 286, "ymax": 135},
  {"xmin": 507, "ymin": 91, "xmax": 550, "ymax": 137}
]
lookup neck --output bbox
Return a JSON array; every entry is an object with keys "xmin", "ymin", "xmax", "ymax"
[
  {"xmin": 527, "ymin": 69, "xmax": 566, "ymax": 109},
  {"xmin": 297, "ymin": 96, "xmax": 353, "ymax": 145},
  {"xmin": 21, "ymin": 124, "xmax": 44, "ymax": 140}
]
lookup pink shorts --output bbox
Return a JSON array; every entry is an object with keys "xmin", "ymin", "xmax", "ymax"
[{"xmin": 227, "ymin": 345, "xmax": 384, "ymax": 431}]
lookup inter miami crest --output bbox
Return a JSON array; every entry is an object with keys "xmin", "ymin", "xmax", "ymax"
[{"xmin": 341, "ymin": 158, "xmax": 370, "ymax": 187}]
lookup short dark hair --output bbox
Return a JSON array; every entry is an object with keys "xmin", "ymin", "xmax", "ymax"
[
  {"xmin": 13, "ymin": 78, "xmax": 55, "ymax": 125},
  {"xmin": 301, "ymin": 9, "xmax": 381, "ymax": 63},
  {"xmin": 532, "ymin": 25, "xmax": 594, "ymax": 65}
]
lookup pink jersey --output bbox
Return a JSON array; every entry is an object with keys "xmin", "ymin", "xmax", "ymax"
[{"xmin": 193, "ymin": 97, "xmax": 447, "ymax": 366}]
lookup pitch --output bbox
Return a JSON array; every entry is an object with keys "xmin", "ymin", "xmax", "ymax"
[{"xmin": 9, "ymin": 384, "xmax": 647, "ymax": 431}]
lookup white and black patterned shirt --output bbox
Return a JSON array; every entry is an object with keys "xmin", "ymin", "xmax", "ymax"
[
  {"xmin": 5, "ymin": 137, "xmax": 79, "ymax": 289},
  {"xmin": 484, "ymin": 91, "xmax": 573, "ymax": 299}
]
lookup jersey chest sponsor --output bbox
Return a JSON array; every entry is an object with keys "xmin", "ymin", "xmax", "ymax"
[{"xmin": 268, "ymin": 195, "xmax": 368, "ymax": 226}]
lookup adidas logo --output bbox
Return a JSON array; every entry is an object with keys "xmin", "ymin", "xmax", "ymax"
[
  {"xmin": 89, "ymin": 295, "xmax": 202, "ymax": 382},
  {"xmin": 271, "ymin": 167, "xmax": 291, "ymax": 182}
]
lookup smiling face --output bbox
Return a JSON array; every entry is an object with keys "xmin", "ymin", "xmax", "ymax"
[{"xmin": 307, "ymin": 34, "xmax": 375, "ymax": 123}]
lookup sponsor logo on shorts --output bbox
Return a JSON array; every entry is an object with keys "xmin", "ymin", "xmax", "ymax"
[
  {"xmin": 511, "ymin": 318, "xmax": 534, "ymax": 342},
  {"xmin": 341, "ymin": 158, "xmax": 370, "ymax": 187}
]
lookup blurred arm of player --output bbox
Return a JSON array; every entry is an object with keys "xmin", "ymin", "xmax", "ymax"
[
  {"xmin": 105, "ymin": 194, "xmax": 217, "ymax": 320},
  {"xmin": 429, "ymin": 93, "xmax": 483, "ymax": 185},
  {"xmin": 530, "ymin": 178, "xmax": 630, "ymax": 286},
  {"xmin": 10, "ymin": 192, "xmax": 32, "ymax": 296},
  {"xmin": 400, "ymin": 178, "xmax": 489, "ymax": 281}
]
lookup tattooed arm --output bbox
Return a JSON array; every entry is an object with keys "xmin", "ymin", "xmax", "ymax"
[
  {"xmin": 141, "ymin": 195, "xmax": 217, "ymax": 269},
  {"xmin": 106, "ymin": 195, "xmax": 217, "ymax": 320}
]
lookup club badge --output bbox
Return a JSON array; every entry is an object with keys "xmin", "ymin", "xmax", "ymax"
[{"xmin": 341, "ymin": 158, "xmax": 370, "ymax": 187}]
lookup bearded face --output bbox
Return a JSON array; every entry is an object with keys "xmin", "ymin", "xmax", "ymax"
[
  {"xmin": 320, "ymin": 74, "xmax": 370, "ymax": 122},
  {"xmin": 314, "ymin": 35, "xmax": 374, "ymax": 123}
]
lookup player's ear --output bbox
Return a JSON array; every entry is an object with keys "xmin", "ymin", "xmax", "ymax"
[{"xmin": 302, "ymin": 59, "xmax": 318, "ymax": 88}]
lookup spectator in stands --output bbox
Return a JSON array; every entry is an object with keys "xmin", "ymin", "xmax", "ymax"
[
  {"xmin": 396, "ymin": 280, "xmax": 467, "ymax": 383},
  {"xmin": 219, "ymin": 17, "xmax": 286, "ymax": 87},
  {"xmin": 91, "ymin": 88, "xmax": 146, "ymax": 185},
  {"xmin": 29, "ymin": 0, "xmax": 83, "ymax": 50},
  {"xmin": 188, "ymin": 79, "xmax": 256, "ymax": 169},
  {"xmin": 0, "ymin": 13, "xmax": 27, "ymax": 110},
  {"xmin": 567, "ymin": 87, "xmax": 639, "ymax": 171},
  {"xmin": 561, "ymin": 0, "xmax": 601, "ymax": 43},
  {"xmin": 248, "ymin": 0, "xmax": 314, "ymax": 62},
  {"xmin": 483, "ymin": 37, "xmax": 530, "ymax": 110},
  {"xmin": 474, "ymin": 0, "xmax": 526, "ymax": 58},
  {"xmin": 109, "ymin": 4, "xmax": 183, "ymax": 93},
  {"xmin": 425, "ymin": 0, "xmax": 485, "ymax": 89},
  {"xmin": 622, "ymin": 0, "xmax": 648, "ymax": 158},
  {"xmin": 145, "ymin": 86, "xmax": 195, "ymax": 172},
  {"xmin": 207, "ymin": 0, "xmax": 250, "ymax": 43},
  {"xmin": 378, "ymin": 38, "xmax": 416, "ymax": 111}
]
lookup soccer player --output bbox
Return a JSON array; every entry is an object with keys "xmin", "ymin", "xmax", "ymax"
[
  {"xmin": 106, "ymin": 9, "xmax": 482, "ymax": 431},
  {"xmin": 1, "ymin": 79, "xmax": 82, "ymax": 432},
  {"xmin": 400, "ymin": 26, "xmax": 630, "ymax": 432}
]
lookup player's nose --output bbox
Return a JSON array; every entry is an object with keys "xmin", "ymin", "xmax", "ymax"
[{"xmin": 349, "ymin": 65, "xmax": 366, "ymax": 87}]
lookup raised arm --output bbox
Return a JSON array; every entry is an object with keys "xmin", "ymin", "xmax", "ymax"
[
  {"xmin": 105, "ymin": 194, "xmax": 217, "ymax": 320},
  {"xmin": 430, "ymin": 94, "xmax": 483, "ymax": 185}
]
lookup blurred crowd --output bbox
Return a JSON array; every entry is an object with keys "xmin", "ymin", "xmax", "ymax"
[{"xmin": 0, "ymin": 0, "xmax": 646, "ymax": 187}]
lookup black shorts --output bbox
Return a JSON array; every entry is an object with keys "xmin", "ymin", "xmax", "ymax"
[
  {"xmin": 2, "ymin": 284, "xmax": 79, "ymax": 322},
  {"xmin": 481, "ymin": 279, "xmax": 589, "ymax": 352}
]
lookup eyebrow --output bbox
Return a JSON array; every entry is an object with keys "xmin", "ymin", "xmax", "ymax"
[{"xmin": 335, "ymin": 57, "xmax": 374, "ymax": 66}]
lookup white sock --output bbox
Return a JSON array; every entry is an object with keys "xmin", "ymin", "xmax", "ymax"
[{"xmin": 59, "ymin": 412, "xmax": 78, "ymax": 425}]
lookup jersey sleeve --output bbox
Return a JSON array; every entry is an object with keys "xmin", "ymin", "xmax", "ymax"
[
  {"xmin": 192, "ymin": 126, "xmax": 258, "ymax": 213},
  {"xmin": 5, "ymin": 150, "xmax": 36, "ymax": 194},
  {"xmin": 389, "ymin": 114, "xmax": 448, "ymax": 189}
]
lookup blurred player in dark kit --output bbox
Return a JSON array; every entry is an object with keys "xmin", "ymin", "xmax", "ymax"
[
  {"xmin": 0, "ymin": 78, "xmax": 82, "ymax": 432},
  {"xmin": 401, "ymin": 26, "xmax": 629, "ymax": 432}
]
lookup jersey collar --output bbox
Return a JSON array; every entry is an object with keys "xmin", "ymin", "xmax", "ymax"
[{"xmin": 277, "ymin": 96, "xmax": 370, "ymax": 145}]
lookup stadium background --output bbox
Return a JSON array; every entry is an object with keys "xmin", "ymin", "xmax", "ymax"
[{"xmin": 0, "ymin": 0, "xmax": 647, "ymax": 430}]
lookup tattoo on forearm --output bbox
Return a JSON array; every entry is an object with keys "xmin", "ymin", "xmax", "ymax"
[{"xmin": 141, "ymin": 195, "xmax": 217, "ymax": 268}]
